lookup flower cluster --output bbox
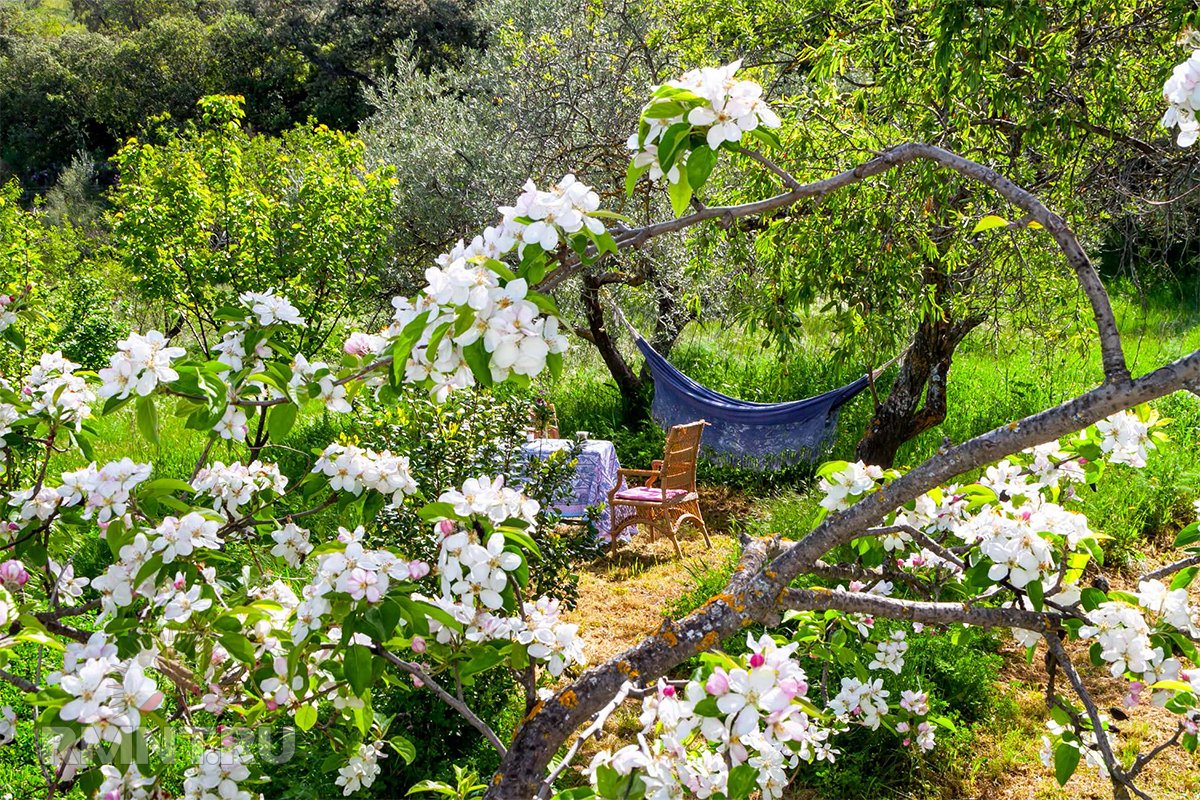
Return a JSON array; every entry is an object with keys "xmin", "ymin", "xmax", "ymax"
[
  {"xmin": 25, "ymin": 351, "xmax": 95, "ymax": 426},
  {"xmin": 437, "ymin": 475, "xmax": 540, "ymax": 525},
  {"xmin": 269, "ymin": 522, "xmax": 312, "ymax": 567},
  {"xmin": 334, "ymin": 741, "xmax": 386, "ymax": 795},
  {"xmin": 1163, "ymin": 50, "xmax": 1200, "ymax": 147},
  {"xmin": 193, "ymin": 460, "xmax": 288, "ymax": 517},
  {"xmin": 183, "ymin": 748, "xmax": 260, "ymax": 800},
  {"xmin": 239, "ymin": 289, "xmax": 305, "ymax": 327},
  {"xmin": 1080, "ymin": 602, "xmax": 1159, "ymax": 679},
  {"xmin": 54, "ymin": 646, "xmax": 164, "ymax": 746},
  {"xmin": 590, "ymin": 635, "xmax": 836, "ymax": 800},
  {"xmin": 817, "ymin": 460, "xmax": 886, "ymax": 512},
  {"xmin": 308, "ymin": 525, "xmax": 430, "ymax": 612},
  {"xmin": 338, "ymin": 174, "xmax": 590, "ymax": 403},
  {"xmin": 213, "ymin": 290, "xmax": 305, "ymax": 378},
  {"xmin": 13, "ymin": 457, "xmax": 152, "ymax": 529},
  {"xmin": 97, "ymin": 331, "xmax": 186, "ymax": 401},
  {"xmin": 629, "ymin": 60, "xmax": 781, "ymax": 184},
  {"xmin": 517, "ymin": 596, "xmax": 586, "ymax": 677},
  {"xmin": 313, "ymin": 443, "xmax": 417, "ymax": 505},
  {"xmin": 1095, "ymin": 409, "xmax": 1157, "ymax": 468}
]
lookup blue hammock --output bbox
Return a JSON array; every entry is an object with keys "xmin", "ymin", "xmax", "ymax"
[{"xmin": 633, "ymin": 337, "xmax": 871, "ymax": 467}]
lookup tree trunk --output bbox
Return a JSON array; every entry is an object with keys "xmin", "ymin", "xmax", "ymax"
[
  {"xmin": 580, "ymin": 274, "xmax": 645, "ymax": 405},
  {"xmin": 855, "ymin": 310, "xmax": 979, "ymax": 468}
]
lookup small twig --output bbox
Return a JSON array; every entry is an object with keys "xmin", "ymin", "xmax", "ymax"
[{"xmin": 373, "ymin": 647, "xmax": 508, "ymax": 756}]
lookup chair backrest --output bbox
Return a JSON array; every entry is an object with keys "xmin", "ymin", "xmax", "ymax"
[{"xmin": 660, "ymin": 420, "xmax": 707, "ymax": 492}]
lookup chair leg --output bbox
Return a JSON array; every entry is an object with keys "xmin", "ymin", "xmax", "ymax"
[
  {"xmin": 691, "ymin": 501, "xmax": 712, "ymax": 549},
  {"xmin": 662, "ymin": 518, "xmax": 683, "ymax": 559}
]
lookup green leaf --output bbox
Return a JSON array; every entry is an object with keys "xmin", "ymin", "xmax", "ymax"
[
  {"xmin": 1026, "ymin": 579, "xmax": 1044, "ymax": 612},
  {"xmin": 139, "ymin": 478, "xmax": 195, "ymax": 496},
  {"xmin": 418, "ymin": 502, "xmax": 461, "ymax": 522},
  {"xmin": 657, "ymin": 122, "xmax": 693, "ymax": 173},
  {"xmin": 135, "ymin": 395, "xmax": 159, "ymax": 445},
  {"xmin": 344, "ymin": 645, "xmax": 374, "ymax": 696},
  {"xmin": 1174, "ymin": 521, "xmax": 1200, "ymax": 548},
  {"xmin": 390, "ymin": 734, "xmax": 416, "ymax": 765},
  {"xmin": 726, "ymin": 763, "xmax": 758, "ymax": 800},
  {"xmin": 686, "ymin": 145, "xmax": 718, "ymax": 190},
  {"xmin": 294, "ymin": 704, "xmax": 318, "ymax": 731},
  {"xmin": 971, "ymin": 214, "xmax": 1010, "ymax": 233},
  {"xmin": 1054, "ymin": 740, "xmax": 1081, "ymax": 786},
  {"xmin": 267, "ymin": 402, "xmax": 298, "ymax": 442},
  {"xmin": 1080, "ymin": 587, "xmax": 1107, "ymax": 612},
  {"xmin": 748, "ymin": 126, "xmax": 783, "ymax": 150},
  {"xmin": 594, "ymin": 765, "xmax": 645, "ymax": 800},
  {"xmin": 218, "ymin": 632, "xmax": 257, "ymax": 665},
  {"xmin": 501, "ymin": 526, "xmax": 542, "ymax": 559},
  {"xmin": 642, "ymin": 100, "xmax": 689, "ymax": 119},
  {"xmin": 1170, "ymin": 566, "xmax": 1199, "ymax": 591},
  {"xmin": 625, "ymin": 161, "xmax": 650, "ymax": 198},
  {"xmin": 462, "ymin": 340, "xmax": 493, "ymax": 387},
  {"xmin": 1149, "ymin": 679, "xmax": 1196, "ymax": 694},
  {"xmin": 667, "ymin": 170, "xmax": 692, "ymax": 218}
]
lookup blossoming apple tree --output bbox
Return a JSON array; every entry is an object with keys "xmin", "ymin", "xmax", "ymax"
[{"xmin": 2, "ymin": 54, "xmax": 1200, "ymax": 800}]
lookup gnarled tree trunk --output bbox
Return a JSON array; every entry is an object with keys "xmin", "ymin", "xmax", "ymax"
[{"xmin": 855, "ymin": 309, "xmax": 979, "ymax": 468}]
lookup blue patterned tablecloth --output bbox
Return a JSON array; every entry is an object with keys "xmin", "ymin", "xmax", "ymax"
[{"xmin": 518, "ymin": 438, "xmax": 635, "ymax": 542}]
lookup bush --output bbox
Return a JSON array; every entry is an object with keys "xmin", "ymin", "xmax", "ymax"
[{"xmin": 363, "ymin": 384, "xmax": 597, "ymax": 607}]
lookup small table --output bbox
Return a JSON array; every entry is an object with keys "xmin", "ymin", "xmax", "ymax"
[{"xmin": 518, "ymin": 438, "xmax": 635, "ymax": 543}]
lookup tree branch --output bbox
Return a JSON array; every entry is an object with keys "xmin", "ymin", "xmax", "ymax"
[{"xmin": 373, "ymin": 647, "xmax": 508, "ymax": 757}]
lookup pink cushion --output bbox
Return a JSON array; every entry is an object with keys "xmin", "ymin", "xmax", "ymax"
[{"xmin": 614, "ymin": 486, "xmax": 688, "ymax": 502}]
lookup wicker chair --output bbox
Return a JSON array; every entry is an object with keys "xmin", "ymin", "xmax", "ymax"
[{"xmin": 608, "ymin": 420, "xmax": 712, "ymax": 557}]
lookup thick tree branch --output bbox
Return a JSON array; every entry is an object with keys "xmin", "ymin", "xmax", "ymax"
[{"xmin": 781, "ymin": 588, "xmax": 1056, "ymax": 631}]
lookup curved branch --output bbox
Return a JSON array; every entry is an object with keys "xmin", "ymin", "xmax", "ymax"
[{"xmin": 536, "ymin": 142, "xmax": 1128, "ymax": 383}]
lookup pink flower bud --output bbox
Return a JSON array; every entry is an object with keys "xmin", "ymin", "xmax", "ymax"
[
  {"xmin": 0, "ymin": 560, "xmax": 29, "ymax": 588},
  {"xmin": 412, "ymin": 675, "xmax": 424, "ymax": 688},
  {"xmin": 662, "ymin": 685, "xmax": 676, "ymax": 697},
  {"xmin": 342, "ymin": 332, "xmax": 375, "ymax": 356},
  {"xmin": 407, "ymin": 560, "xmax": 431, "ymax": 580},
  {"xmin": 902, "ymin": 738, "xmax": 911, "ymax": 746},
  {"xmin": 778, "ymin": 677, "xmax": 806, "ymax": 699},
  {"xmin": 436, "ymin": 519, "xmax": 456, "ymax": 537},
  {"xmin": 897, "ymin": 721, "xmax": 909, "ymax": 733},
  {"xmin": 222, "ymin": 735, "xmax": 234, "ymax": 747},
  {"xmin": 411, "ymin": 636, "xmax": 427, "ymax": 654},
  {"xmin": 705, "ymin": 669, "xmax": 730, "ymax": 696},
  {"xmin": 848, "ymin": 580, "xmax": 865, "ymax": 592},
  {"xmin": 6, "ymin": 522, "xmax": 16, "ymax": 531},
  {"xmin": 748, "ymin": 653, "xmax": 766, "ymax": 669},
  {"xmin": 265, "ymin": 699, "xmax": 278, "ymax": 711},
  {"xmin": 0, "ymin": 295, "xmax": 13, "ymax": 306}
]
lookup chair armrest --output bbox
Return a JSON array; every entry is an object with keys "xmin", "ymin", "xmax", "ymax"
[{"xmin": 611, "ymin": 468, "xmax": 660, "ymax": 500}]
